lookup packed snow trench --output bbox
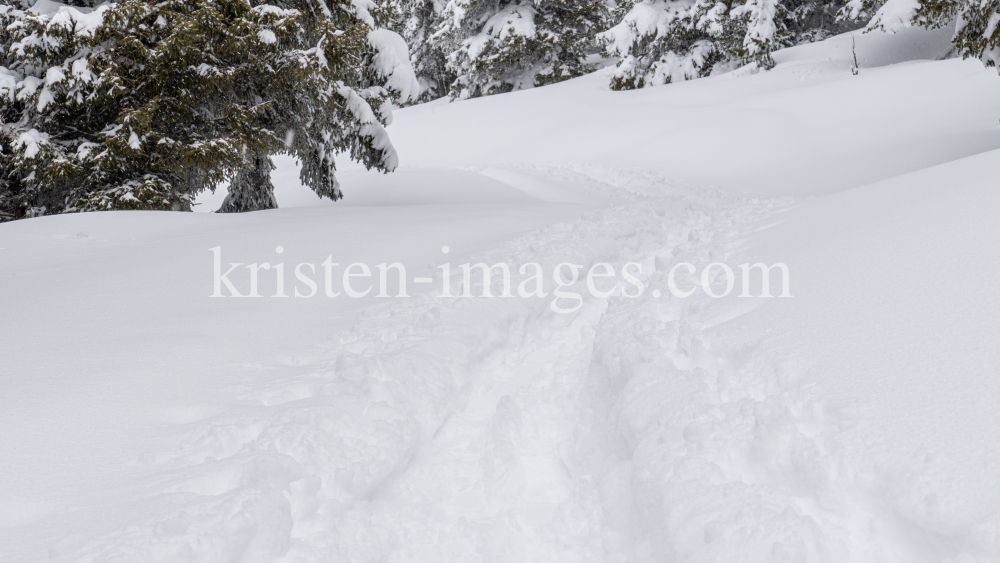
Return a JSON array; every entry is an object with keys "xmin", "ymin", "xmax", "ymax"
[{"xmin": 3, "ymin": 25, "xmax": 1000, "ymax": 563}]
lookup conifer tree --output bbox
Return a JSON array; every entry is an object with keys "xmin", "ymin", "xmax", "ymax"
[
  {"xmin": 950, "ymin": 0, "xmax": 1000, "ymax": 70},
  {"xmin": 400, "ymin": 0, "xmax": 456, "ymax": 101},
  {"xmin": 0, "ymin": 0, "xmax": 416, "ymax": 220},
  {"xmin": 599, "ymin": 0, "xmax": 725, "ymax": 89},
  {"xmin": 600, "ymin": 0, "xmax": 862, "ymax": 90},
  {"xmin": 0, "ymin": 18, "xmax": 20, "ymax": 221},
  {"xmin": 217, "ymin": 156, "xmax": 279, "ymax": 212},
  {"xmin": 436, "ymin": 0, "xmax": 609, "ymax": 99},
  {"xmin": 859, "ymin": 0, "xmax": 999, "ymax": 71},
  {"xmin": 0, "ymin": 129, "xmax": 17, "ymax": 221}
]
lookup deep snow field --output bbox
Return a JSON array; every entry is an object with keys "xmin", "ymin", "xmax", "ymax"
[{"xmin": 2, "ymin": 23, "xmax": 1000, "ymax": 563}]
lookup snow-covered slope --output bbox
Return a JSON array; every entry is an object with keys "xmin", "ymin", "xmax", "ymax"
[
  {"xmin": 346, "ymin": 24, "xmax": 999, "ymax": 197},
  {"xmin": 3, "ymin": 26, "xmax": 1000, "ymax": 563}
]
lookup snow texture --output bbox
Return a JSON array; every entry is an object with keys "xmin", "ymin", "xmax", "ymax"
[
  {"xmin": 600, "ymin": 1, "xmax": 678, "ymax": 57},
  {"xmin": 14, "ymin": 128, "xmax": 49, "ymax": 158},
  {"xmin": 368, "ymin": 29, "xmax": 421, "ymax": 102},
  {"xmin": 867, "ymin": 0, "xmax": 922, "ymax": 31},
  {"xmin": 3, "ymin": 21, "xmax": 1000, "ymax": 563}
]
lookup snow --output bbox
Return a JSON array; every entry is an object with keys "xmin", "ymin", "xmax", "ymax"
[
  {"xmin": 71, "ymin": 57, "xmax": 93, "ymax": 83},
  {"xmin": 258, "ymin": 29, "xmax": 278, "ymax": 44},
  {"xmin": 4, "ymin": 23, "xmax": 1000, "ymax": 563},
  {"xmin": 359, "ymin": 121, "xmax": 400, "ymax": 169},
  {"xmin": 76, "ymin": 141, "xmax": 99, "ymax": 159},
  {"xmin": 731, "ymin": 0, "xmax": 779, "ymax": 53},
  {"xmin": 349, "ymin": 25, "xmax": 999, "ymax": 198},
  {"xmin": 28, "ymin": 0, "xmax": 96, "ymax": 15},
  {"xmin": 13, "ymin": 128, "xmax": 49, "ymax": 158},
  {"xmin": 337, "ymin": 84, "xmax": 379, "ymax": 124},
  {"xmin": 27, "ymin": 0, "xmax": 110, "ymax": 36},
  {"xmin": 350, "ymin": 0, "xmax": 377, "ymax": 28},
  {"xmin": 481, "ymin": 5, "xmax": 538, "ymax": 41},
  {"xmin": 252, "ymin": 4, "xmax": 299, "ymax": 17},
  {"xmin": 16, "ymin": 75, "xmax": 43, "ymax": 100},
  {"xmin": 35, "ymin": 86, "xmax": 54, "ymax": 111},
  {"xmin": 0, "ymin": 66, "xmax": 18, "ymax": 101},
  {"xmin": 194, "ymin": 63, "xmax": 220, "ymax": 77},
  {"xmin": 867, "ymin": 0, "xmax": 922, "ymax": 32},
  {"xmin": 368, "ymin": 29, "xmax": 420, "ymax": 102},
  {"xmin": 44, "ymin": 66, "xmax": 65, "ymax": 86}
]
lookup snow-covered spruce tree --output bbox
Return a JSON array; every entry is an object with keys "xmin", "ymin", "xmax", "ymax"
[
  {"xmin": 950, "ymin": 0, "xmax": 1000, "ymax": 70},
  {"xmin": 217, "ymin": 0, "xmax": 418, "ymax": 210},
  {"xmin": 435, "ymin": 0, "xmax": 609, "ymax": 99},
  {"xmin": 856, "ymin": 0, "xmax": 999, "ymax": 70},
  {"xmin": 217, "ymin": 156, "xmax": 278, "ymax": 212},
  {"xmin": 0, "ymin": 0, "xmax": 416, "ymax": 220},
  {"xmin": 0, "ymin": 0, "xmax": 289, "ymax": 216},
  {"xmin": 1, "ymin": 0, "xmax": 35, "ymax": 220},
  {"xmin": 398, "ymin": 0, "xmax": 457, "ymax": 101},
  {"xmin": 0, "ymin": 131, "xmax": 15, "ymax": 221},
  {"xmin": 600, "ymin": 0, "xmax": 862, "ymax": 89},
  {"xmin": 599, "ymin": 0, "xmax": 727, "ymax": 89}
]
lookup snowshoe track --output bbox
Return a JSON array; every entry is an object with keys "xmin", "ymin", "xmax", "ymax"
[{"xmin": 49, "ymin": 165, "xmax": 985, "ymax": 563}]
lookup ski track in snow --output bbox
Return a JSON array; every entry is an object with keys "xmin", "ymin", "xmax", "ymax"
[{"xmin": 47, "ymin": 166, "xmax": 997, "ymax": 563}]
